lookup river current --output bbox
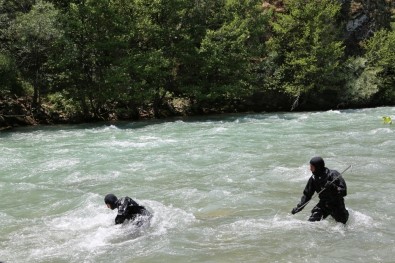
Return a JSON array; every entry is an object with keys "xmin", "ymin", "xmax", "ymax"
[{"xmin": 0, "ymin": 107, "xmax": 394, "ymax": 263}]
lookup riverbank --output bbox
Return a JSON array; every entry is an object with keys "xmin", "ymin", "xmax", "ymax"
[
  {"xmin": 0, "ymin": 93, "xmax": 285, "ymax": 131},
  {"xmin": 0, "ymin": 93, "xmax": 388, "ymax": 131},
  {"xmin": 0, "ymin": 95, "xmax": 175, "ymax": 131}
]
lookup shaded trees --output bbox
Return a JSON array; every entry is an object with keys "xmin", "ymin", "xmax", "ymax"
[
  {"xmin": 6, "ymin": 0, "xmax": 61, "ymax": 108},
  {"xmin": 266, "ymin": 0, "xmax": 346, "ymax": 110},
  {"xmin": 0, "ymin": 52, "xmax": 21, "ymax": 95},
  {"xmin": 0, "ymin": 0, "xmax": 394, "ymax": 126},
  {"xmin": 192, "ymin": 0, "xmax": 268, "ymax": 111},
  {"xmin": 52, "ymin": 0, "xmax": 135, "ymax": 119},
  {"xmin": 364, "ymin": 29, "xmax": 395, "ymax": 104}
]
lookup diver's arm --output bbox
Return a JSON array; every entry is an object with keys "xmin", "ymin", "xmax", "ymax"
[
  {"xmin": 115, "ymin": 214, "xmax": 125, "ymax": 224},
  {"xmin": 114, "ymin": 198, "xmax": 130, "ymax": 224},
  {"xmin": 331, "ymin": 171, "xmax": 347, "ymax": 197},
  {"xmin": 292, "ymin": 177, "xmax": 314, "ymax": 214}
]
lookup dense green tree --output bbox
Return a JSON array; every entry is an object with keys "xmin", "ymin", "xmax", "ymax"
[
  {"xmin": 0, "ymin": 52, "xmax": 22, "ymax": 95},
  {"xmin": 0, "ymin": 0, "xmax": 37, "ymax": 61},
  {"xmin": 267, "ymin": 0, "xmax": 345, "ymax": 110},
  {"xmin": 0, "ymin": 0, "xmax": 36, "ymax": 96},
  {"xmin": 124, "ymin": 0, "xmax": 191, "ymax": 117},
  {"xmin": 363, "ymin": 29, "xmax": 395, "ymax": 104},
  {"xmin": 177, "ymin": 0, "xmax": 268, "ymax": 111},
  {"xmin": 7, "ymin": 0, "xmax": 62, "ymax": 108},
  {"xmin": 0, "ymin": 0, "xmax": 35, "ymax": 20},
  {"xmin": 341, "ymin": 57, "xmax": 381, "ymax": 106},
  {"xmin": 53, "ymin": 0, "xmax": 136, "ymax": 119},
  {"xmin": 1, "ymin": 0, "xmax": 394, "ymax": 125},
  {"xmin": 166, "ymin": 0, "xmax": 227, "ymax": 113}
]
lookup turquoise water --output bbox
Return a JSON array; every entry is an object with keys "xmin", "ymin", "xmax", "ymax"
[{"xmin": 1, "ymin": 107, "xmax": 394, "ymax": 263}]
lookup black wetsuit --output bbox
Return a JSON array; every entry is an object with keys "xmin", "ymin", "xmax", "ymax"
[
  {"xmin": 114, "ymin": 197, "xmax": 151, "ymax": 225},
  {"xmin": 295, "ymin": 168, "xmax": 349, "ymax": 224}
]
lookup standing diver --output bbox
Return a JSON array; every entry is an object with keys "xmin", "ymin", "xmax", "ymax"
[
  {"xmin": 104, "ymin": 194, "xmax": 152, "ymax": 225},
  {"xmin": 291, "ymin": 157, "xmax": 349, "ymax": 224}
]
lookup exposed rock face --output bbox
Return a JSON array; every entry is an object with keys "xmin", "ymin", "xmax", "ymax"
[
  {"xmin": 346, "ymin": 13, "xmax": 369, "ymax": 34},
  {"xmin": 344, "ymin": 0, "xmax": 393, "ymax": 42},
  {"xmin": 0, "ymin": 96, "xmax": 37, "ymax": 130},
  {"xmin": 263, "ymin": 0, "xmax": 393, "ymax": 43}
]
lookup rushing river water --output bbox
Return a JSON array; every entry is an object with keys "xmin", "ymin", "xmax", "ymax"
[{"xmin": 1, "ymin": 107, "xmax": 394, "ymax": 263}]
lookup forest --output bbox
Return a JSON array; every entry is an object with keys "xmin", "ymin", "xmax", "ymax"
[{"xmin": 0, "ymin": 0, "xmax": 394, "ymax": 128}]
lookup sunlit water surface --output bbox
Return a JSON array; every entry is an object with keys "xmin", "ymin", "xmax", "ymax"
[{"xmin": 1, "ymin": 107, "xmax": 394, "ymax": 263}]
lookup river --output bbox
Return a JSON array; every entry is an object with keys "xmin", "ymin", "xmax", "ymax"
[{"xmin": 0, "ymin": 107, "xmax": 394, "ymax": 263}]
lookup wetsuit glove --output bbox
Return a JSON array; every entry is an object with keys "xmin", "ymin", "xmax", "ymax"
[
  {"xmin": 115, "ymin": 215, "xmax": 126, "ymax": 225},
  {"xmin": 292, "ymin": 206, "xmax": 300, "ymax": 214}
]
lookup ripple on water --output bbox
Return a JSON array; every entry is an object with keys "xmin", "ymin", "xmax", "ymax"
[
  {"xmin": 2, "ymin": 194, "xmax": 196, "ymax": 262},
  {"xmin": 1, "ymin": 107, "xmax": 395, "ymax": 263}
]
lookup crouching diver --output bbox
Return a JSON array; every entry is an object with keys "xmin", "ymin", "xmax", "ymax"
[
  {"xmin": 291, "ymin": 157, "xmax": 349, "ymax": 224},
  {"xmin": 104, "ymin": 194, "xmax": 152, "ymax": 226}
]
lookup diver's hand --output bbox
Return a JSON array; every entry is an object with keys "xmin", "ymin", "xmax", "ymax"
[{"xmin": 291, "ymin": 207, "xmax": 300, "ymax": 214}]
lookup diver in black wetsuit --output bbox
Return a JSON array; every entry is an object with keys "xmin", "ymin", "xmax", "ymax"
[
  {"xmin": 104, "ymin": 194, "xmax": 152, "ymax": 225},
  {"xmin": 291, "ymin": 157, "xmax": 349, "ymax": 224}
]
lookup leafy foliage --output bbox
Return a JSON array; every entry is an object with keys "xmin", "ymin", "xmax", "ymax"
[
  {"xmin": 0, "ymin": 52, "xmax": 22, "ymax": 95},
  {"xmin": 342, "ymin": 57, "xmax": 380, "ymax": 104},
  {"xmin": 0, "ymin": 0, "xmax": 394, "ymax": 122},
  {"xmin": 363, "ymin": 29, "xmax": 395, "ymax": 104},
  {"xmin": 7, "ymin": 0, "xmax": 62, "ymax": 106},
  {"xmin": 191, "ymin": 0, "xmax": 267, "ymax": 107},
  {"xmin": 267, "ymin": 0, "xmax": 345, "ymax": 109}
]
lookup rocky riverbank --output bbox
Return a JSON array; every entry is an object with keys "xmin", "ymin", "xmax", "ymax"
[
  {"xmin": 0, "ymin": 95, "xmax": 84, "ymax": 131},
  {"xmin": 0, "ymin": 95, "xmax": 195, "ymax": 131},
  {"xmin": 0, "ymin": 92, "xmax": 288, "ymax": 131},
  {"xmin": 0, "ymin": 96, "xmax": 36, "ymax": 131}
]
